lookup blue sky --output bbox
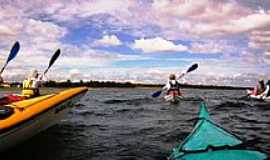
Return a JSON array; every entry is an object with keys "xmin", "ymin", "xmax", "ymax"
[{"xmin": 0, "ymin": 0, "xmax": 270, "ymax": 86}]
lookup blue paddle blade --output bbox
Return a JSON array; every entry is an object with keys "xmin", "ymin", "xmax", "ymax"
[
  {"xmin": 7, "ymin": 41, "xmax": 20, "ymax": 63},
  {"xmin": 152, "ymin": 90, "xmax": 162, "ymax": 97},
  {"xmin": 49, "ymin": 49, "xmax": 60, "ymax": 68},
  {"xmin": 186, "ymin": 63, "xmax": 198, "ymax": 73},
  {"xmin": 44, "ymin": 49, "xmax": 61, "ymax": 74}
]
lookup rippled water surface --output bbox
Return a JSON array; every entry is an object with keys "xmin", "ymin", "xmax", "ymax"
[{"xmin": 1, "ymin": 87, "xmax": 270, "ymax": 159}]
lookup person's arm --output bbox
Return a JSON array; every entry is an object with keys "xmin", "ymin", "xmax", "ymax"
[
  {"xmin": 38, "ymin": 74, "xmax": 45, "ymax": 81},
  {"xmin": 252, "ymin": 86, "xmax": 258, "ymax": 95},
  {"xmin": 37, "ymin": 74, "xmax": 48, "ymax": 84},
  {"xmin": 162, "ymin": 81, "xmax": 170, "ymax": 91}
]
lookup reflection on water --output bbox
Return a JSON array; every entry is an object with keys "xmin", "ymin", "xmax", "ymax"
[{"xmin": 1, "ymin": 88, "xmax": 269, "ymax": 160}]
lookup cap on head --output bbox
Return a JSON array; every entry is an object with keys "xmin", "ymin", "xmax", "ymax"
[{"xmin": 169, "ymin": 74, "xmax": 176, "ymax": 80}]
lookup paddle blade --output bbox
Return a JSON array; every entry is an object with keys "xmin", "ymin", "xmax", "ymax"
[
  {"xmin": 7, "ymin": 41, "xmax": 20, "ymax": 63},
  {"xmin": 49, "ymin": 49, "xmax": 61, "ymax": 68},
  {"xmin": 152, "ymin": 90, "xmax": 162, "ymax": 98},
  {"xmin": 44, "ymin": 49, "xmax": 61, "ymax": 74},
  {"xmin": 186, "ymin": 63, "xmax": 198, "ymax": 73}
]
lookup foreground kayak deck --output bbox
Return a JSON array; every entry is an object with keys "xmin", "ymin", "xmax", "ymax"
[
  {"xmin": 171, "ymin": 150, "xmax": 267, "ymax": 160},
  {"xmin": 0, "ymin": 87, "xmax": 88, "ymax": 152},
  {"xmin": 169, "ymin": 102, "xmax": 268, "ymax": 160}
]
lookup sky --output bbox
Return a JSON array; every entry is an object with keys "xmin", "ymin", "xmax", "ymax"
[{"xmin": 0, "ymin": 0, "xmax": 270, "ymax": 86}]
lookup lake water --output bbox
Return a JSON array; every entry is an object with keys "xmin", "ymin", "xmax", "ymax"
[{"xmin": 1, "ymin": 87, "xmax": 270, "ymax": 159}]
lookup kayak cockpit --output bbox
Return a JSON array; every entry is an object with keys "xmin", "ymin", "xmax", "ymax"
[{"xmin": 0, "ymin": 106, "xmax": 14, "ymax": 120}]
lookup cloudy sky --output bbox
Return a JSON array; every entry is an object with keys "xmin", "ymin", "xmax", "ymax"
[{"xmin": 0, "ymin": 0, "xmax": 270, "ymax": 86}]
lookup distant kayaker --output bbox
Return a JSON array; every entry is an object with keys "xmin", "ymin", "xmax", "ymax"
[
  {"xmin": 22, "ymin": 69, "xmax": 44, "ymax": 97},
  {"xmin": 162, "ymin": 73, "xmax": 185, "ymax": 96},
  {"xmin": 250, "ymin": 80, "xmax": 266, "ymax": 96},
  {"xmin": 258, "ymin": 80, "xmax": 270, "ymax": 98}
]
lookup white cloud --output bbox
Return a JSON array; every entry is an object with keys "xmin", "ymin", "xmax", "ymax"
[
  {"xmin": 94, "ymin": 35, "xmax": 122, "ymax": 46},
  {"xmin": 224, "ymin": 13, "xmax": 270, "ymax": 33},
  {"xmin": 190, "ymin": 41, "xmax": 226, "ymax": 54},
  {"xmin": 68, "ymin": 69, "xmax": 83, "ymax": 80},
  {"xmin": 1, "ymin": 0, "xmax": 270, "ymax": 86},
  {"xmin": 249, "ymin": 30, "xmax": 270, "ymax": 49},
  {"xmin": 133, "ymin": 37, "xmax": 188, "ymax": 53},
  {"xmin": 265, "ymin": 50, "xmax": 270, "ymax": 56}
]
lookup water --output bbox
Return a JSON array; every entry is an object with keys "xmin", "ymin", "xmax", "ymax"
[{"xmin": 1, "ymin": 88, "xmax": 270, "ymax": 159}]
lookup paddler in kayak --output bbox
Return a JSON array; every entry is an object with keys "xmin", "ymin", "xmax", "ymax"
[
  {"xmin": 22, "ymin": 69, "xmax": 45, "ymax": 98},
  {"xmin": 21, "ymin": 48, "xmax": 60, "ymax": 98},
  {"xmin": 257, "ymin": 80, "xmax": 270, "ymax": 99},
  {"xmin": 162, "ymin": 73, "xmax": 186, "ymax": 103},
  {"xmin": 163, "ymin": 73, "xmax": 184, "ymax": 96},
  {"xmin": 248, "ymin": 80, "xmax": 265, "ymax": 96},
  {"xmin": 151, "ymin": 64, "xmax": 198, "ymax": 102}
]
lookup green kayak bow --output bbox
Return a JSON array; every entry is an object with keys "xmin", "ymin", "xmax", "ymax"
[{"xmin": 169, "ymin": 102, "xmax": 268, "ymax": 160}]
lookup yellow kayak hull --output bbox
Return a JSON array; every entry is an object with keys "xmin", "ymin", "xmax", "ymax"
[{"xmin": 0, "ymin": 87, "xmax": 88, "ymax": 152}]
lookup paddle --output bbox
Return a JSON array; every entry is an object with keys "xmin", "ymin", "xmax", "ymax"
[
  {"xmin": 0, "ymin": 41, "xmax": 20, "ymax": 75},
  {"xmin": 152, "ymin": 63, "xmax": 198, "ymax": 98},
  {"xmin": 43, "ymin": 49, "xmax": 61, "ymax": 75}
]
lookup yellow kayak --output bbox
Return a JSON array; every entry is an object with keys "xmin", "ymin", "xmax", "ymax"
[{"xmin": 0, "ymin": 87, "xmax": 88, "ymax": 152}]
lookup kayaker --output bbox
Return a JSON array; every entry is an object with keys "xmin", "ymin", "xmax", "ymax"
[
  {"xmin": 162, "ymin": 73, "xmax": 184, "ymax": 96},
  {"xmin": 22, "ymin": 69, "xmax": 44, "ymax": 97},
  {"xmin": 250, "ymin": 80, "xmax": 265, "ymax": 96},
  {"xmin": 258, "ymin": 80, "xmax": 270, "ymax": 98}
]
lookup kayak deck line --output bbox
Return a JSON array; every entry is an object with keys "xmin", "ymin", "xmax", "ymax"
[
  {"xmin": 178, "ymin": 103, "xmax": 242, "ymax": 152},
  {"xmin": 0, "ymin": 87, "xmax": 88, "ymax": 133},
  {"xmin": 169, "ymin": 102, "xmax": 268, "ymax": 160},
  {"xmin": 10, "ymin": 95, "xmax": 55, "ymax": 111}
]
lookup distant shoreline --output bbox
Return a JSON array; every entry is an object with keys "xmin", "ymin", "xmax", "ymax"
[
  {"xmin": 1, "ymin": 80, "xmax": 252, "ymax": 90},
  {"xmin": 42, "ymin": 80, "xmax": 253, "ymax": 90}
]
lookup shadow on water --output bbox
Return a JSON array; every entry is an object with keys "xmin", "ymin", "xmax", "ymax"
[{"xmin": 1, "ymin": 88, "xmax": 269, "ymax": 159}]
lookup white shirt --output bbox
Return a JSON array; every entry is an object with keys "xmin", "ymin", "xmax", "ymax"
[
  {"xmin": 162, "ymin": 73, "xmax": 185, "ymax": 91},
  {"xmin": 30, "ymin": 74, "xmax": 44, "ymax": 89},
  {"xmin": 163, "ymin": 80, "xmax": 181, "ymax": 91}
]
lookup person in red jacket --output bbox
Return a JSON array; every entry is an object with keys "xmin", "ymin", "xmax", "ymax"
[{"xmin": 250, "ymin": 80, "xmax": 265, "ymax": 96}]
